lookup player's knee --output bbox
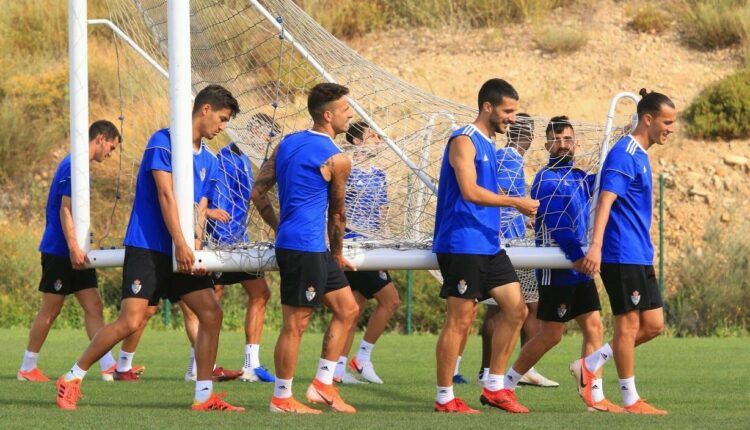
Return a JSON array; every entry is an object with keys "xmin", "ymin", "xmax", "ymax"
[
  {"xmin": 199, "ymin": 305, "xmax": 223, "ymax": 329},
  {"xmin": 508, "ymin": 301, "xmax": 528, "ymax": 326},
  {"xmin": 341, "ymin": 304, "xmax": 359, "ymax": 324},
  {"xmin": 541, "ymin": 330, "xmax": 563, "ymax": 347},
  {"xmin": 39, "ymin": 305, "xmax": 62, "ymax": 322},
  {"xmin": 83, "ymin": 300, "xmax": 104, "ymax": 317},
  {"xmin": 644, "ymin": 321, "xmax": 664, "ymax": 340},
  {"xmin": 384, "ymin": 296, "xmax": 401, "ymax": 315}
]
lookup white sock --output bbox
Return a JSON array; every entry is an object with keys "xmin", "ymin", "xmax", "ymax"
[
  {"xmin": 274, "ymin": 377, "xmax": 293, "ymax": 399},
  {"xmin": 65, "ymin": 363, "xmax": 87, "ymax": 381},
  {"xmin": 592, "ymin": 378, "xmax": 605, "ymax": 403},
  {"xmin": 503, "ymin": 368, "xmax": 523, "ymax": 390},
  {"xmin": 21, "ymin": 350, "xmax": 39, "ymax": 372},
  {"xmin": 194, "ymin": 380, "xmax": 213, "ymax": 403},
  {"xmin": 243, "ymin": 344, "xmax": 260, "ymax": 370},
  {"xmin": 453, "ymin": 355, "xmax": 462, "ymax": 376},
  {"xmin": 619, "ymin": 376, "xmax": 640, "ymax": 407},
  {"xmin": 481, "ymin": 367, "xmax": 489, "ymax": 382},
  {"xmin": 486, "ymin": 373, "xmax": 505, "ymax": 391},
  {"xmin": 117, "ymin": 350, "xmax": 134, "ymax": 372},
  {"xmin": 436, "ymin": 385, "xmax": 454, "ymax": 404},
  {"xmin": 99, "ymin": 351, "xmax": 117, "ymax": 371},
  {"xmin": 355, "ymin": 340, "xmax": 374, "ymax": 363},
  {"xmin": 334, "ymin": 355, "xmax": 347, "ymax": 378},
  {"xmin": 585, "ymin": 343, "xmax": 613, "ymax": 373},
  {"xmin": 187, "ymin": 347, "xmax": 195, "ymax": 375},
  {"xmin": 315, "ymin": 358, "xmax": 336, "ymax": 385}
]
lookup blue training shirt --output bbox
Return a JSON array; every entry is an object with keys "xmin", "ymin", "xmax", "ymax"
[
  {"xmin": 496, "ymin": 146, "xmax": 527, "ymax": 239},
  {"xmin": 39, "ymin": 154, "xmax": 73, "ymax": 257},
  {"xmin": 531, "ymin": 157, "xmax": 594, "ymax": 286},
  {"xmin": 275, "ymin": 130, "xmax": 342, "ymax": 252},
  {"xmin": 123, "ymin": 129, "xmax": 174, "ymax": 254},
  {"xmin": 599, "ymin": 135, "xmax": 654, "ymax": 265},
  {"xmin": 208, "ymin": 143, "xmax": 253, "ymax": 245},
  {"xmin": 193, "ymin": 143, "xmax": 218, "ymax": 205},
  {"xmin": 433, "ymin": 124, "xmax": 501, "ymax": 255},
  {"xmin": 345, "ymin": 166, "xmax": 389, "ymax": 239}
]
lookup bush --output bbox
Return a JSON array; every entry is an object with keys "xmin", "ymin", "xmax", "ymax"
[
  {"xmin": 533, "ymin": 26, "xmax": 588, "ymax": 54},
  {"xmin": 683, "ymin": 67, "xmax": 750, "ymax": 140},
  {"xmin": 676, "ymin": 0, "xmax": 750, "ymax": 50},
  {"xmin": 629, "ymin": 3, "xmax": 672, "ymax": 34},
  {"xmin": 667, "ymin": 220, "xmax": 750, "ymax": 336}
]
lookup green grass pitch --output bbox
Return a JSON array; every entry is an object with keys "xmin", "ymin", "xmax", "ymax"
[{"xmin": 1, "ymin": 328, "xmax": 748, "ymax": 429}]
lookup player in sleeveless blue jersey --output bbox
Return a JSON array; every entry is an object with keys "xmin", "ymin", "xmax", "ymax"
[
  {"xmin": 56, "ymin": 85, "xmax": 244, "ymax": 412},
  {"xmin": 19, "ymin": 121, "xmax": 121, "ymax": 383},
  {"xmin": 475, "ymin": 113, "xmax": 558, "ymax": 388},
  {"xmin": 579, "ymin": 89, "xmax": 676, "ymax": 415},
  {"xmin": 201, "ymin": 113, "xmax": 280, "ymax": 384},
  {"xmin": 332, "ymin": 121, "xmax": 401, "ymax": 385},
  {"xmin": 252, "ymin": 83, "xmax": 358, "ymax": 414},
  {"xmin": 432, "ymin": 79, "xmax": 539, "ymax": 414},
  {"xmin": 502, "ymin": 116, "xmax": 622, "ymax": 413}
]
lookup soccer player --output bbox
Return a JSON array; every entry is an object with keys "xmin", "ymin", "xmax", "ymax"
[
  {"xmin": 478, "ymin": 113, "xmax": 558, "ymax": 388},
  {"xmin": 501, "ymin": 116, "xmax": 621, "ymax": 413},
  {"xmin": 18, "ymin": 120, "xmax": 121, "ymax": 382},
  {"xmin": 578, "ymin": 89, "xmax": 675, "ymax": 415},
  {"xmin": 432, "ymin": 78, "xmax": 538, "ymax": 414},
  {"xmin": 333, "ymin": 121, "xmax": 400, "ymax": 385},
  {"xmin": 252, "ymin": 83, "xmax": 359, "ymax": 414},
  {"xmin": 205, "ymin": 112, "xmax": 280, "ymax": 383},
  {"xmin": 55, "ymin": 85, "xmax": 244, "ymax": 412}
]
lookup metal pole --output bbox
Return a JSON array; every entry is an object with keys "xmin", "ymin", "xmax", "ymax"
[
  {"xmin": 163, "ymin": 299, "xmax": 172, "ymax": 327},
  {"xmin": 69, "ymin": 0, "xmax": 91, "ymax": 253},
  {"xmin": 167, "ymin": 0, "xmax": 195, "ymax": 269},
  {"xmin": 659, "ymin": 173, "xmax": 665, "ymax": 294},
  {"xmin": 406, "ymin": 270, "xmax": 414, "ymax": 334}
]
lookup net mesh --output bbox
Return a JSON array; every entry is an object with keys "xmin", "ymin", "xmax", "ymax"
[{"xmin": 93, "ymin": 0, "xmax": 634, "ymax": 269}]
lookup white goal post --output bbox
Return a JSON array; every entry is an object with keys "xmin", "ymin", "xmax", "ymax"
[{"xmin": 68, "ymin": 0, "xmax": 639, "ymax": 272}]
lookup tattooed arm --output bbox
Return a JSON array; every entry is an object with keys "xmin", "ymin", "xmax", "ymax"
[
  {"xmin": 250, "ymin": 146, "xmax": 280, "ymax": 233},
  {"xmin": 323, "ymin": 152, "xmax": 355, "ymax": 270}
]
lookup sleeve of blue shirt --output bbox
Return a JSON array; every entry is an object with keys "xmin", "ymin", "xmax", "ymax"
[
  {"xmin": 535, "ymin": 172, "xmax": 585, "ymax": 262},
  {"xmin": 600, "ymin": 148, "xmax": 635, "ymax": 198},
  {"xmin": 202, "ymin": 157, "xmax": 219, "ymax": 201},
  {"xmin": 144, "ymin": 132, "xmax": 172, "ymax": 173},
  {"xmin": 58, "ymin": 164, "xmax": 72, "ymax": 198}
]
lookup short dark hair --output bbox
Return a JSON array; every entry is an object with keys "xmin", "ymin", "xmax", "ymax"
[
  {"xmin": 345, "ymin": 121, "xmax": 370, "ymax": 144},
  {"xmin": 637, "ymin": 88, "xmax": 675, "ymax": 119},
  {"xmin": 89, "ymin": 120, "xmax": 121, "ymax": 143},
  {"xmin": 308, "ymin": 83, "xmax": 349, "ymax": 122},
  {"xmin": 545, "ymin": 115, "xmax": 573, "ymax": 140},
  {"xmin": 508, "ymin": 112, "xmax": 533, "ymax": 143},
  {"xmin": 477, "ymin": 78, "xmax": 519, "ymax": 111},
  {"xmin": 192, "ymin": 84, "xmax": 240, "ymax": 117},
  {"xmin": 250, "ymin": 112, "xmax": 281, "ymax": 135}
]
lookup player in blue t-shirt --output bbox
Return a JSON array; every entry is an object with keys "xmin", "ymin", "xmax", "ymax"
[
  {"xmin": 251, "ymin": 83, "xmax": 358, "ymax": 414},
  {"xmin": 579, "ymin": 89, "xmax": 676, "ymax": 415},
  {"xmin": 503, "ymin": 116, "xmax": 621, "ymax": 413},
  {"xmin": 333, "ymin": 121, "xmax": 401, "ymax": 385},
  {"xmin": 56, "ymin": 85, "xmax": 244, "ymax": 412},
  {"xmin": 19, "ymin": 121, "xmax": 121, "ymax": 383},
  {"xmin": 202, "ymin": 113, "xmax": 281, "ymax": 384},
  {"xmin": 432, "ymin": 79, "xmax": 539, "ymax": 414},
  {"xmin": 475, "ymin": 113, "xmax": 558, "ymax": 389}
]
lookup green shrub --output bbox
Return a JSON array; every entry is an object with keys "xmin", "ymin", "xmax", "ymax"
[
  {"xmin": 629, "ymin": 3, "xmax": 672, "ymax": 34},
  {"xmin": 676, "ymin": 0, "xmax": 750, "ymax": 50},
  {"xmin": 667, "ymin": 220, "xmax": 750, "ymax": 336},
  {"xmin": 533, "ymin": 26, "xmax": 588, "ymax": 54},
  {"xmin": 683, "ymin": 67, "xmax": 750, "ymax": 140}
]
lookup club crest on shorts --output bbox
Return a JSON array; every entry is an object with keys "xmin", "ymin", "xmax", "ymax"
[
  {"xmin": 199, "ymin": 167, "xmax": 206, "ymax": 181},
  {"xmin": 631, "ymin": 290, "xmax": 641, "ymax": 305},
  {"xmin": 378, "ymin": 270, "xmax": 388, "ymax": 281},
  {"xmin": 305, "ymin": 286, "xmax": 316, "ymax": 302},
  {"xmin": 53, "ymin": 279, "xmax": 63, "ymax": 291},
  {"xmin": 131, "ymin": 279, "xmax": 142, "ymax": 295},
  {"xmin": 457, "ymin": 279, "xmax": 467, "ymax": 295},
  {"xmin": 557, "ymin": 304, "xmax": 568, "ymax": 318}
]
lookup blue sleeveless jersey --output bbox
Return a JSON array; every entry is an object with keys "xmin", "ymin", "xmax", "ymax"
[
  {"xmin": 275, "ymin": 130, "xmax": 342, "ymax": 252},
  {"xmin": 432, "ymin": 124, "xmax": 501, "ymax": 255}
]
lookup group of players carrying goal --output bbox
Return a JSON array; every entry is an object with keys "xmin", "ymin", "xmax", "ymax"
[{"xmin": 22, "ymin": 75, "xmax": 675, "ymax": 415}]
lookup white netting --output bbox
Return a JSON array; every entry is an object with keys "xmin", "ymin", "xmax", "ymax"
[{"xmin": 91, "ymin": 0, "xmax": 634, "ymax": 269}]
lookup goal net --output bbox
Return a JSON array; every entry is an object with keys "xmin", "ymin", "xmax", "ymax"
[{"xmin": 85, "ymin": 0, "xmax": 636, "ymax": 271}]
